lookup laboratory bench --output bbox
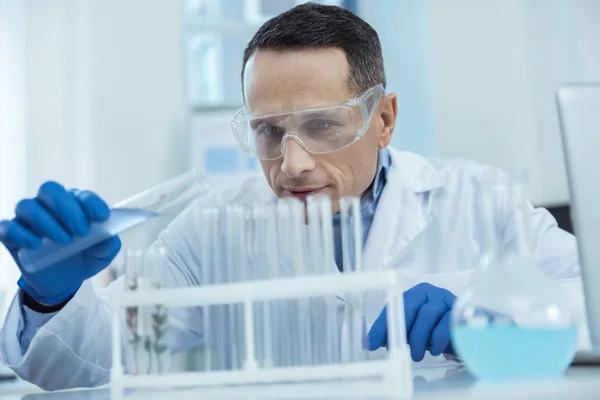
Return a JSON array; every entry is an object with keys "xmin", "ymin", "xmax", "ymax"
[{"xmin": 0, "ymin": 364, "xmax": 599, "ymax": 400}]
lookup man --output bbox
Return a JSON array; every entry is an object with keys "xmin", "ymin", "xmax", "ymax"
[{"xmin": 0, "ymin": 3, "xmax": 581, "ymax": 390}]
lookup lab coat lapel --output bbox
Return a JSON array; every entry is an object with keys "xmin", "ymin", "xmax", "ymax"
[{"xmin": 362, "ymin": 148, "xmax": 445, "ymax": 272}]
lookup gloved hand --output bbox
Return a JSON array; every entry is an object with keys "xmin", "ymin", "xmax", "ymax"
[
  {"xmin": 0, "ymin": 181, "xmax": 121, "ymax": 306},
  {"xmin": 367, "ymin": 282, "xmax": 457, "ymax": 362}
]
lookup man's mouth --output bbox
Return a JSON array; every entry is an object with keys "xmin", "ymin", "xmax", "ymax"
[{"xmin": 282, "ymin": 187, "xmax": 324, "ymax": 202}]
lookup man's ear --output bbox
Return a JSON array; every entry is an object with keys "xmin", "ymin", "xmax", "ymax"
[{"xmin": 378, "ymin": 93, "xmax": 397, "ymax": 148}]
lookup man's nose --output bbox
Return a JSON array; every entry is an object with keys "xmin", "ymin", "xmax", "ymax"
[{"xmin": 280, "ymin": 138, "xmax": 316, "ymax": 178}]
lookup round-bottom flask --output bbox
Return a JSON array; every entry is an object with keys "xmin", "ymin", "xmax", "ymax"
[{"xmin": 451, "ymin": 184, "xmax": 578, "ymax": 380}]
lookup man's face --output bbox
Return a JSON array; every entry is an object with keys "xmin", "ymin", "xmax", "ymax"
[{"xmin": 243, "ymin": 48, "xmax": 396, "ymax": 213}]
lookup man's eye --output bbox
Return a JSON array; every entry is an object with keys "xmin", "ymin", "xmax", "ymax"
[
  {"xmin": 310, "ymin": 120, "xmax": 331, "ymax": 130},
  {"xmin": 258, "ymin": 124, "xmax": 282, "ymax": 136}
]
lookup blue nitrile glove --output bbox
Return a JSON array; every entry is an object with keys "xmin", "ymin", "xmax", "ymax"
[
  {"xmin": 0, "ymin": 181, "xmax": 121, "ymax": 306},
  {"xmin": 367, "ymin": 283, "xmax": 457, "ymax": 362}
]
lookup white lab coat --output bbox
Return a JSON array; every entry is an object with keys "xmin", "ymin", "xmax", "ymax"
[{"xmin": 0, "ymin": 147, "xmax": 585, "ymax": 390}]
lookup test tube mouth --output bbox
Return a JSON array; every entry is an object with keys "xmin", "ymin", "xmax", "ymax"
[{"xmin": 114, "ymin": 169, "xmax": 208, "ymax": 214}]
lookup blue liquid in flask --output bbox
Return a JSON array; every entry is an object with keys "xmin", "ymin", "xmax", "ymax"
[
  {"xmin": 18, "ymin": 208, "xmax": 157, "ymax": 273},
  {"xmin": 452, "ymin": 325, "xmax": 577, "ymax": 380}
]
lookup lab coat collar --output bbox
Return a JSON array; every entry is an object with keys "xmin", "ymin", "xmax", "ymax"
[{"xmin": 387, "ymin": 147, "xmax": 445, "ymax": 194}]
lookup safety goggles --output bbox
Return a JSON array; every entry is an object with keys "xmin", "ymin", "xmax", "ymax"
[{"xmin": 231, "ymin": 84, "xmax": 384, "ymax": 160}]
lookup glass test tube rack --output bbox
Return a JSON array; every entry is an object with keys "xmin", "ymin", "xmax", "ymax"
[{"xmin": 108, "ymin": 196, "xmax": 413, "ymax": 398}]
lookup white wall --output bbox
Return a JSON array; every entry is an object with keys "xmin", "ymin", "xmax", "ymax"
[
  {"xmin": 22, "ymin": 0, "xmax": 188, "ymax": 203},
  {"xmin": 429, "ymin": 0, "xmax": 600, "ymax": 206},
  {"xmin": 23, "ymin": 1, "xmax": 94, "ymax": 190},
  {"xmin": 365, "ymin": 0, "xmax": 438, "ymax": 157},
  {"xmin": 87, "ymin": 0, "xmax": 188, "ymax": 205},
  {"xmin": 365, "ymin": 0, "xmax": 600, "ymax": 206},
  {"xmin": 521, "ymin": 0, "xmax": 600, "ymax": 206},
  {"xmin": 428, "ymin": 0, "xmax": 600, "ymax": 206},
  {"xmin": 427, "ymin": 0, "xmax": 540, "ymax": 199},
  {"xmin": 0, "ymin": 0, "xmax": 28, "ymax": 312}
]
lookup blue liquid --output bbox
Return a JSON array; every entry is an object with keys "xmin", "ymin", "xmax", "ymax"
[
  {"xmin": 452, "ymin": 325, "xmax": 577, "ymax": 381},
  {"xmin": 18, "ymin": 208, "xmax": 157, "ymax": 274}
]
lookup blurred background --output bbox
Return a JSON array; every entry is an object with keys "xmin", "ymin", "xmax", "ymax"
[{"xmin": 1, "ymin": 0, "xmax": 600, "ymax": 314}]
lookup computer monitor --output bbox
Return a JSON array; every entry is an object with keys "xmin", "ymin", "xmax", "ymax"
[{"xmin": 557, "ymin": 84, "xmax": 600, "ymax": 353}]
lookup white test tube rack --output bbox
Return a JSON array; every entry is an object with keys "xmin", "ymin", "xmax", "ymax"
[{"xmin": 109, "ymin": 268, "xmax": 413, "ymax": 398}]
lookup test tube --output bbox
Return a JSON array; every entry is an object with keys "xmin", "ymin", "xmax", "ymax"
[
  {"xmin": 239, "ymin": 207, "xmax": 258, "ymax": 370},
  {"xmin": 510, "ymin": 185, "xmax": 535, "ymax": 258},
  {"xmin": 212, "ymin": 209, "xmax": 228, "ymax": 371},
  {"xmin": 123, "ymin": 246, "xmax": 170, "ymax": 375},
  {"xmin": 471, "ymin": 175, "xmax": 502, "ymax": 272},
  {"xmin": 250, "ymin": 203, "xmax": 268, "ymax": 368},
  {"xmin": 123, "ymin": 249, "xmax": 143, "ymax": 376},
  {"xmin": 145, "ymin": 245, "xmax": 170, "ymax": 374},
  {"xmin": 115, "ymin": 169, "xmax": 207, "ymax": 212},
  {"xmin": 248, "ymin": 205, "xmax": 260, "ymax": 366},
  {"xmin": 493, "ymin": 184, "xmax": 535, "ymax": 268},
  {"xmin": 340, "ymin": 196, "xmax": 362, "ymax": 274},
  {"xmin": 276, "ymin": 199, "xmax": 297, "ymax": 366},
  {"xmin": 19, "ymin": 170, "xmax": 209, "ymax": 275},
  {"xmin": 199, "ymin": 209, "xmax": 220, "ymax": 371},
  {"xmin": 288, "ymin": 198, "xmax": 311, "ymax": 366},
  {"xmin": 263, "ymin": 202, "xmax": 280, "ymax": 367},
  {"xmin": 225, "ymin": 206, "xmax": 246, "ymax": 370},
  {"xmin": 339, "ymin": 196, "xmax": 366, "ymax": 363},
  {"xmin": 244, "ymin": 208, "xmax": 256, "ymax": 282},
  {"xmin": 306, "ymin": 195, "xmax": 328, "ymax": 365},
  {"xmin": 277, "ymin": 198, "xmax": 303, "ymax": 276},
  {"xmin": 386, "ymin": 273, "xmax": 407, "ymax": 360},
  {"xmin": 307, "ymin": 195, "xmax": 339, "ymax": 364},
  {"xmin": 237, "ymin": 206, "xmax": 250, "ymax": 370},
  {"xmin": 307, "ymin": 195, "xmax": 328, "ymax": 273}
]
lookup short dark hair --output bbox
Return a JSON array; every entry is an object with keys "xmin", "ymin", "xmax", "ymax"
[{"xmin": 241, "ymin": 2, "xmax": 386, "ymax": 98}]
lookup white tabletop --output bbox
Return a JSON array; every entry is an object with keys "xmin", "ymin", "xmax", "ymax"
[{"xmin": 0, "ymin": 364, "xmax": 598, "ymax": 399}]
